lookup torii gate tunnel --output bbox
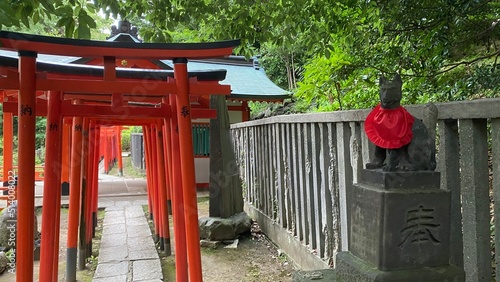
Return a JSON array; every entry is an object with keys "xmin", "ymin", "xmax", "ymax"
[{"xmin": 0, "ymin": 30, "xmax": 240, "ymax": 282}]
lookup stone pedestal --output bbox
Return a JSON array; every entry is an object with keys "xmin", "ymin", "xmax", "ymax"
[{"xmin": 335, "ymin": 169, "xmax": 465, "ymax": 281}]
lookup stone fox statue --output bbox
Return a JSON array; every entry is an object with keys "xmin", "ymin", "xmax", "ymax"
[{"xmin": 364, "ymin": 74, "xmax": 437, "ymax": 171}]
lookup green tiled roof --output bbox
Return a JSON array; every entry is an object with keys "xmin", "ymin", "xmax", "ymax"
[{"xmin": 185, "ymin": 60, "xmax": 290, "ymax": 101}]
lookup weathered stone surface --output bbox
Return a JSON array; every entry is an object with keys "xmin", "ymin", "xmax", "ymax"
[
  {"xmin": 125, "ymin": 206, "xmax": 145, "ymax": 218},
  {"xmin": 103, "ymin": 215, "xmax": 125, "ymax": 226},
  {"xmin": 200, "ymin": 239, "xmax": 221, "ymax": 249},
  {"xmin": 102, "ymin": 223, "xmax": 126, "ymax": 236},
  {"xmin": 335, "ymin": 169, "xmax": 465, "ymax": 281},
  {"xmin": 98, "ymin": 245, "xmax": 128, "ymax": 263},
  {"xmin": 230, "ymin": 212, "xmax": 252, "ymax": 235},
  {"xmin": 292, "ymin": 269, "xmax": 336, "ymax": 281},
  {"xmin": 127, "ymin": 236, "xmax": 156, "ymax": 252},
  {"xmin": 361, "ymin": 169, "xmax": 440, "ymax": 190},
  {"xmin": 132, "ymin": 259, "xmax": 162, "ymax": 281},
  {"xmin": 199, "ymin": 217, "xmax": 236, "ymax": 241},
  {"xmin": 350, "ymin": 171, "xmax": 450, "ymax": 270},
  {"xmin": 127, "ymin": 225, "xmax": 152, "ymax": 238},
  {"xmin": 128, "ymin": 248, "xmax": 158, "ymax": 260},
  {"xmin": 93, "ymin": 275, "xmax": 127, "ymax": 282},
  {"xmin": 335, "ymin": 252, "xmax": 465, "ymax": 282},
  {"xmin": 209, "ymin": 95, "xmax": 244, "ymax": 218},
  {"xmin": 100, "ymin": 232, "xmax": 127, "ymax": 248},
  {"xmin": 199, "ymin": 212, "xmax": 252, "ymax": 241},
  {"xmin": 94, "ymin": 261, "xmax": 129, "ymax": 278},
  {"xmin": 33, "ymin": 244, "xmax": 40, "ymax": 261},
  {"xmin": 126, "ymin": 217, "xmax": 148, "ymax": 226},
  {"xmin": 0, "ymin": 252, "xmax": 7, "ymax": 274}
]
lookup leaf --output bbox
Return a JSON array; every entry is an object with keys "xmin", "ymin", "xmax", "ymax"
[
  {"xmin": 33, "ymin": 10, "xmax": 40, "ymax": 24},
  {"xmin": 86, "ymin": 3, "xmax": 96, "ymax": 13},
  {"xmin": 21, "ymin": 7, "xmax": 31, "ymax": 28},
  {"xmin": 65, "ymin": 18, "xmax": 75, "ymax": 38},
  {"xmin": 76, "ymin": 22, "xmax": 91, "ymax": 39},
  {"xmin": 40, "ymin": 0, "xmax": 56, "ymax": 14},
  {"xmin": 55, "ymin": 6, "xmax": 72, "ymax": 16},
  {"xmin": 74, "ymin": 5, "xmax": 81, "ymax": 17},
  {"xmin": 80, "ymin": 14, "xmax": 96, "ymax": 28},
  {"xmin": 56, "ymin": 17, "xmax": 70, "ymax": 27}
]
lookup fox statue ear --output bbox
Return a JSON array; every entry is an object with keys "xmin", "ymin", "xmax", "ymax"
[
  {"xmin": 394, "ymin": 73, "xmax": 402, "ymax": 84},
  {"xmin": 379, "ymin": 75, "xmax": 386, "ymax": 84}
]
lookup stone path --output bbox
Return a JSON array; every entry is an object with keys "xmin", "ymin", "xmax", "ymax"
[{"xmin": 92, "ymin": 204, "xmax": 163, "ymax": 282}]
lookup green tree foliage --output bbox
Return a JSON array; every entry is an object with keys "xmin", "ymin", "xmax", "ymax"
[
  {"xmin": 1, "ymin": 0, "xmax": 499, "ymax": 113},
  {"xmin": 0, "ymin": 0, "xmax": 112, "ymax": 39},
  {"xmin": 269, "ymin": 0, "xmax": 500, "ymax": 112},
  {"xmin": 35, "ymin": 117, "xmax": 47, "ymax": 150}
]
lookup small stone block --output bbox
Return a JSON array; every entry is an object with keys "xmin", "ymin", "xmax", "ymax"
[
  {"xmin": 33, "ymin": 245, "xmax": 40, "ymax": 261},
  {"xmin": 292, "ymin": 269, "xmax": 336, "ymax": 281},
  {"xmin": 335, "ymin": 252, "xmax": 465, "ymax": 282},
  {"xmin": 200, "ymin": 239, "xmax": 221, "ymax": 249},
  {"xmin": 361, "ymin": 169, "xmax": 440, "ymax": 190}
]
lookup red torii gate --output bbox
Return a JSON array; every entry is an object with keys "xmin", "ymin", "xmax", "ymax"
[{"xmin": 0, "ymin": 30, "xmax": 239, "ymax": 282}]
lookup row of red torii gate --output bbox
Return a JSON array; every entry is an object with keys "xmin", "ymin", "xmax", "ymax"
[{"xmin": 0, "ymin": 30, "xmax": 241, "ymax": 282}]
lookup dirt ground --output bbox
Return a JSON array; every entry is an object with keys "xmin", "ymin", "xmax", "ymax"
[
  {"xmin": 196, "ymin": 197, "xmax": 296, "ymax": 282},
  {"xmin": 200, "ymin": 234, "xmax": 294, "ymax": 282}
]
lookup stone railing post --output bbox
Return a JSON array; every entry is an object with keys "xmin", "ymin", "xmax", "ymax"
[{"xmin": 335, "ymin": 169, "xmax": 465, "ymax": 281}]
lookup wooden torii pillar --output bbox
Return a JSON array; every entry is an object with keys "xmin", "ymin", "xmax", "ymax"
[{"xmin": 1, "ymin": 92, "xmax": 14, "ymax": 188}]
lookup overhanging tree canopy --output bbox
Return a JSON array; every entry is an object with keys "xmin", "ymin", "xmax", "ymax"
[{"xmin": 1, "ymin": 0, "xmax": 499, "ymax": 111}]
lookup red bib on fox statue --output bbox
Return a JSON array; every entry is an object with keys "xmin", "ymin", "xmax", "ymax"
[{"xmin": 364, "ymin": 104, "xmax": 415, "ymax": 149}]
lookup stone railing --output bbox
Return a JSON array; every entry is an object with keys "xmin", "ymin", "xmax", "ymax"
[{"xmin": 230, "ymin": 98, "xmax": 500, "ymax": 281}]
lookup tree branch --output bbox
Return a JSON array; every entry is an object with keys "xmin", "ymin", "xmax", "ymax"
[{"xmin": 358, "ymin": 49, "xmax": 500, "ymax": 78}]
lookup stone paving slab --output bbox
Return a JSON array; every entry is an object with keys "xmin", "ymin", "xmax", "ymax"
[
  {"xmin": 127, "ymin": 225, "xmax": 153, "ymax": 238},
  {"xmin": 126, "ymin": 217, "xmax": 149, "ymax": 226},
  {"xmin": 99, "ymin": 230, "xmax": 127, "ymax": 248},
  {"xmin": 94, "ymin": 261, "xmax": 129, "ymax": 278},
  {"xmin": 102, "ymin": 223, "xmax": 127, "ymax": 235},
  {"xmin": 93, "ymin": 203, "xmax": 162, "ymax": 282},
  {"xmin": 127, "ymin": 236, "xmax": 157, "ymax": 252},
  {"xmin": 103, "ymin": 216, "xmax": 126, "ymax": 226},
  {"xmin": 98, "ymin": 245, "xmax": 129, "ymax": 263},
  {"xmin": 128, "ymin": 248, "xmax": 159, "ymax": 261},
  {"xmin": 132, "ymin": 259, "xmax": 163, "ymax": 281}
]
